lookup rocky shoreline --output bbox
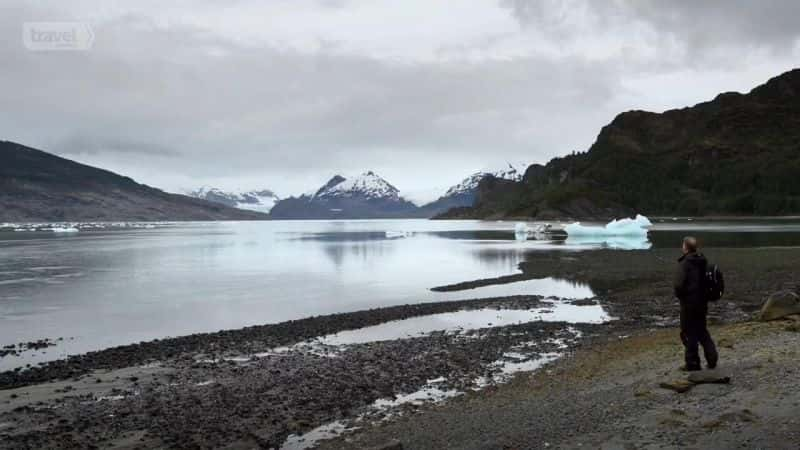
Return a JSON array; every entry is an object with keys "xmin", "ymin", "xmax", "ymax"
[
  {"xmin": 320, "ymin": 317, "xmax": 800, "ymax": 450},
  {"xmin": 0, "ymin": 339, "xmax": 59, "ymax": 359},
  {"xmin": 1, "ymin": 295, "xmax": 581, "ymax": 390},
  {"xmin": 1, "ymin": 246, "xmax": 797, "ymax": 449},
  {"xmin": 0, "ymin": 294, "xmax": 612, "ymax": 449}
]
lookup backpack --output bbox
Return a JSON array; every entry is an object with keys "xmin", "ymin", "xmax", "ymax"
[{"xmin": 705, "ymin": 264, "xmax": 725, "ymax": 302}]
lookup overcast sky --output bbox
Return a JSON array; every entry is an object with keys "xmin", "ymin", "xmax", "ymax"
[{"xmin": 2, "ymin": 1, "xmax": 799, "ymax": 202}]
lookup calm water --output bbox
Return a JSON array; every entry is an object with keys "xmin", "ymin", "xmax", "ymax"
[{"xmin": 1, "ymin": 218, "xmax": 799, "ymax": 369}]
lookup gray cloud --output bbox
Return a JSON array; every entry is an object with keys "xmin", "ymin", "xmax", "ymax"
[
  {"xmin": 502, "ymin": 0, "xmax": 800, "ymax": 61},
  {"xmin": 0, "ymin": 1, "xmax": 798, "ymax": 198}
]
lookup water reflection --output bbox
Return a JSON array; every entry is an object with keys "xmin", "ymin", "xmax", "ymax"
[
  {"xmin": 322, "ymin": 240, "xmax": 395, "ymax": 269},
  {"xmin": 565, "ymin": 235, "xmax": 653, "ymax": 250},
  {"xmin": 318, "ymin": 301, "xmax": 610, "ymax": 346},
  {"xmin": 2, "ymin": 218, "xmax": 799, "ymax": 370}
]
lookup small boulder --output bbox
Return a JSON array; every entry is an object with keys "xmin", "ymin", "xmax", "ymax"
[{"xmin": 758, "ymin": 290, "xmax": 800, "ymax": 321}]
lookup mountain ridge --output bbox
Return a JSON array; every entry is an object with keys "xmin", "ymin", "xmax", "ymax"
[
  {"xmin": 0, "ymin": 141, "xmax": 268, "ymax": 222},
  {"xmin": 438, "ymin": 68, "xmax": 800, "ymax": 220},
  {"xmin": 269, "ymin": 171, "xmax": 422, "ymax": 219},
  {"xmin": 419, "ymin": 163, "xmax": 527, "ymax": 216}
]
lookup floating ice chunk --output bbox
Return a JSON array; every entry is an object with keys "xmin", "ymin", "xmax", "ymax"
[
  {"xmin": 564, "ymin": 214, "xmax": 652, "ymax": 237},
  {"xmin": 50, "ymin": 227, "xmax": 79, "ymax": 233},
  {"xmin": 385, "ymin": 230, "xmax": 413, "ymax": 239},
  {"xmin": 514, "ymin": 223, "xmax": 531, "ymax": 241},
  {"xmin": 515, "ymin": 223, "xmax": 553, "ymax": 241}
]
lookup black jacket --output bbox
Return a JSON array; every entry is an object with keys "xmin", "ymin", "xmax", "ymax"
[{"xmin": 674, "ymin": 252, "xmax": 708, "ymax": 305}]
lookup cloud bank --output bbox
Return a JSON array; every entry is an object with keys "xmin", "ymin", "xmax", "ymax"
[{"xmin": 1, "ymin": 0, "xmax": 798, "ymax": 199}]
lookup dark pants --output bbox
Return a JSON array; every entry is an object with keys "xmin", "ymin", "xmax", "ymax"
[{"xmin": 680, "ymin": 303, "xmax": 718, "ymax": 370}]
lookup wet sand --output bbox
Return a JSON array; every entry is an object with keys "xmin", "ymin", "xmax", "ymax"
[{"xmin": 0, "ymin": 246, "xmax": 797, "ymax": 448}]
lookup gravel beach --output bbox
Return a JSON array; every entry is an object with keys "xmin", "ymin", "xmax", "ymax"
[{"xmin": 0, "ymin": 246, "xmax": 797, "ymax": 449}]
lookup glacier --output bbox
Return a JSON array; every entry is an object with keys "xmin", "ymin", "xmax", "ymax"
[
  {"xmin": 187, "ymin": 186, "xmax": 279, "ymax": 213},
  {"xmin": 564, "ymin": 214, "xmax": 652, "ymax": 237}
]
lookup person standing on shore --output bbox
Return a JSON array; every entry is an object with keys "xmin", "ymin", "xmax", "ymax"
[{"xmin": 674, "ymin": 236, "xmax": 718, "ymax": 371}]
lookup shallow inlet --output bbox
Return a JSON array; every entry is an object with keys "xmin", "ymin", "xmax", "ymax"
[{"xmin": 316, "ymin": 301, "xmax": 610, "ymax": 346}]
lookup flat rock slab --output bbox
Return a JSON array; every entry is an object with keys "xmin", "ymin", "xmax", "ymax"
[
  {"xmin": 660, "ymin": 369, "xmax": 732, "ymax": 393},
  {"xmin": 659, "ymin": 380, "xmax": 695, "ymax": 393},
  {"xmin": 687, "ymin": 369, "xmax": 731, "ymax": 385}
]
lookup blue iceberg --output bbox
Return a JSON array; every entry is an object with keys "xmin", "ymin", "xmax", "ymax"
[
  {"xmin": 564, "ymin": 214, "xmax": 652, "ymax": 237},
  {"xmin": 563, "ymin": 214, "xmax": 652, "ymax": 250}
]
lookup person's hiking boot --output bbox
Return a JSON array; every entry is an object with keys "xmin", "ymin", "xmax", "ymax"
[
  {"xmin": 679, "ymin": 365, "xmax": 702, "ymax": 372},
  {"xmin": 707, "ymin": 363, "xmax": 717, "ymax": 370}
]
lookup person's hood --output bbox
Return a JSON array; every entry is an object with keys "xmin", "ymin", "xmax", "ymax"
[{"xmin": 678, "ymin": 252, "xmax": 707, "ymax": 265}]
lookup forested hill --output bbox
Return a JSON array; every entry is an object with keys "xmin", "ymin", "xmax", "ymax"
[{"xmin": 439, "ymin": 68, "xmax": 800, "ymax": 220}]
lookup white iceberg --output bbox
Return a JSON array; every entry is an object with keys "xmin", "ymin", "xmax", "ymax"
[
  {"xmin": 564, "ymin": 214, "xmax": 652, "ymax": 237},
  {"xmin": 514, "ymin": 223, "xmax": 531, "ymax": 241},
  {"xmin": 514, "ymin": 223, "xmax": 552, "ymax": 241}
]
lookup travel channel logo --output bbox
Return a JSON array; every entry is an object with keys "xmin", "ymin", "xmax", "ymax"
[{"xmin": 23, "ymin": 22, "xmax": 94, "ymax": 51}]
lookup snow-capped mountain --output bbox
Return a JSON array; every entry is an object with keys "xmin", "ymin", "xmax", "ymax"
[
  {"xmin": 188, "ymin": 187, "xmax": 280, "ymax": 214},
  {"xmin": 443, "ymin": 163, "xmax": 527, "ymax": 197},
  {"xmin": 419, "ymin": 163, "xmax": 529, "ymax": 216},
  {"xmin": 270, "ymin": 172, "xmax": 420, "ymax": 219},
  {"xmin": 313, "ymin": 171, "xmax": 401, "ymax": 201}
]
